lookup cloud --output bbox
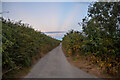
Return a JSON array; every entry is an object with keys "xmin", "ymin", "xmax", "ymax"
[{"xmin": 45, "ymin": 32, "xmax": 65, "ymax": 40}]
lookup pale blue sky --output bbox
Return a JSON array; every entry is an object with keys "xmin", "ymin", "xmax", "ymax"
[
  {"xmin": 2, "ymin": 2, "xmax": 90, "ymax": 32},
  {"xmin": 2, "ymin": 2, "xmax": 90, "ymax": 40}
]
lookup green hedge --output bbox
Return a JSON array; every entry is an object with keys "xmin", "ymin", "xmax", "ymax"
[
  {"xmin": 62, "ymin": 2, "xmax": 120, "ymax": 77},
  {"xmin": 2, "ymin": 18, "xmax": 60, "ymax": 77}
]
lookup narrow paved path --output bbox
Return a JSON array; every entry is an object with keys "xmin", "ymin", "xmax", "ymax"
[{"xmin": 25, "ymin": 44, "xmax": 97, "ymax": 78}]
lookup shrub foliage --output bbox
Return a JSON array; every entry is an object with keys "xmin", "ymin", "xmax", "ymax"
[
  {"xmin": 62, "ymin": 2, "xmax": 120, "ymax": 76},
  {"xmin": 1, "ymin": 18, "xmax": 60, "ymax": 77}
]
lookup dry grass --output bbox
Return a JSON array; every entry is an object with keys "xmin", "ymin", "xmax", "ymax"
[{"xmin": 66, "ymin": 55, "xmax": 112, "ymax": 78}]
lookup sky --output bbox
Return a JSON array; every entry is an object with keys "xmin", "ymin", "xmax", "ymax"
[{"xmin": 2, "ymin": 2, "xmax": 90, "ymax": 40}]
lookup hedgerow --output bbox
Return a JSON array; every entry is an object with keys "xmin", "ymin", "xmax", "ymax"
[
  {"xmin": 62, "ymin": 2, "xmax": 120, "ymax": 77},
  {"xmin": 1, "ymin": 18, "xmax": 60, "ymax": 78}
]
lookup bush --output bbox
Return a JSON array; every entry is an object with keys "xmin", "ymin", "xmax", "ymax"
[
  {"xmin": 62, "ymin": 2, "xmax": 120, "ymax": 76},
  {"xmin": 2, "ymin": 18, "xmax": 60, "ymax": 77}
]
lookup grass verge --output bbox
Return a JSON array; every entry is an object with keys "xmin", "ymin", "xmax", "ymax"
[{"xmin": 62, "ymin": 48, "xmax": 113, "ymax": 78}]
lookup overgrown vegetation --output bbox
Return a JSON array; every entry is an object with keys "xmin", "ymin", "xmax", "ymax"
[
  {"xmin": 62, "ymin": 2, "xmax": 120, "ymax": 77},
  {"xmin": 1, "ymin": 18, "xmax": 60, "ymax": 78}
]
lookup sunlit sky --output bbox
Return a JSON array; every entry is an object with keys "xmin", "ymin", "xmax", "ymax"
[
  {"xmin": 2, "ymin": 2, "xmax": 90, "ymax": 31},
  {"xmin": 2, "ymin": 2, "xmax": 90, "ymax": 40}
]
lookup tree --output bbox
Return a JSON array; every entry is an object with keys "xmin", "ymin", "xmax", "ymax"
[{"xmin": 81, "ymin": 2, "xmax": 120, "ymax": 75}]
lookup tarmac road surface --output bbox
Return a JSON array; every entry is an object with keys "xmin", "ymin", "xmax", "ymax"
[{"xmin": 25, "ymin": 44, "xmax": 97, "ymax": 78}]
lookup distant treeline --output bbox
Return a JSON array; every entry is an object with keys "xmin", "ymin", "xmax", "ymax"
[
  {"xmin": 1, "ymin": 18, "xmax": 60, "ymax": 78},
  {"xmin": 62, "ymin": 2, "xmax": 120, "ymax": 77}
]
